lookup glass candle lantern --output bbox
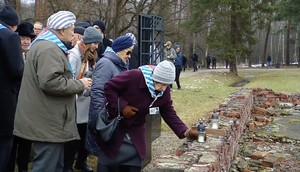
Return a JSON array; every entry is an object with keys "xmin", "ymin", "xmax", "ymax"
[
  {"xmin": 211, "ymin": 112, "xmax": 219, "ymax": 129},
  {"xmin": 197, "ymin": 121, "xmax": 206, "ymax": 143}
]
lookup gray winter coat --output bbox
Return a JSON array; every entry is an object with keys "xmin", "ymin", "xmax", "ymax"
[{"xmin": 14, "ymin": 40, "xmax": 85, "ymax": 142}]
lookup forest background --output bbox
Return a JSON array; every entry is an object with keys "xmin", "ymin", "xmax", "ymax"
[{"xmin": 2, "ymin": 0, "xmax": 300, "ymax": 75}]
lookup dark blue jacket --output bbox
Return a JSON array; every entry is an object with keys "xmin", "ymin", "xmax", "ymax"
[
  {"xmin": 0, "ymin": 21, "xmax": 24, "ymax": 137},
  {"xmin": 86, "ymin": 47, "xmax": 127, "ymax": 155},
  {"xmin": 174, "ymin": 47, "xmax": 183, "ymax": 68}
]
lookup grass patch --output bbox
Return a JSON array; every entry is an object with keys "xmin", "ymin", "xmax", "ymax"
[
  {"xmin": 288, "ymin": 119, "xmax": 300, "ymax": 123},
  {"xmin": 240, "ymin": 69, "xmax": 300, "ymax": 93},
  {"xmin": 165, "ymin": 68, "xmax": 300, "ymax": 131}
]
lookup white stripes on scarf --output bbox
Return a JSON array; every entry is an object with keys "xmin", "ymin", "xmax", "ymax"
[{"xmin": 139, "ymin": 65, "xmax": 164, "ymax": 99}]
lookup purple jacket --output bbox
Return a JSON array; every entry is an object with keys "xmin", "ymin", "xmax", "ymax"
[{"xmin": 103, "ymin": 69, "xmax": 188, "ymax": 159}]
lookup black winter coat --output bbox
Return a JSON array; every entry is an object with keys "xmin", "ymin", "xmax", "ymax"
[{"xmin": 0, "ymin": 21, "xmax": 24, "ymax": 137}]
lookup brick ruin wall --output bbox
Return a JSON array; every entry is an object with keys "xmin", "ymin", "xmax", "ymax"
[{"xmin": 149, "ymin": 88, "xmax": 300, "ymax": 172}]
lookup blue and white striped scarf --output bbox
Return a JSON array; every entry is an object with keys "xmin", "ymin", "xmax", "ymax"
[
  {"xmin": 30, "ymin": 28, "xmax": 68, "ymax": 54},
  {"xmin": 139, "ymin": 65, "xmax": 164, "ymax": 98},
  {"xmin": 30, "ymin": 28, "xmax": 74, "ymax": 75},
  {"xmin": 0, "ymin": 23, "xmax": 7, "ymax": 30}
]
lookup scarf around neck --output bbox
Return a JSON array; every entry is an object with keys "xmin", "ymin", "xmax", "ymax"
[
  {"xmin": 30, "ymin": 28, "xmax": 74, "ymax": 75},
  {"xmin": 0, "ymin": 23, "xmax": 7, "ymax": 29},
  {"xmin": 139, "ymin": 65, "xmax": 164, "ymax": 99}
]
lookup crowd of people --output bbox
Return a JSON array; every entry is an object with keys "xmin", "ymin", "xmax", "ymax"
[{"xmin": 0, "ymin": 5, "xmax": 199, "ymax": 172}]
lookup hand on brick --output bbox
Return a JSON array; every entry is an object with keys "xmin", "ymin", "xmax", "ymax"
[
  {"xmin": 184, "ymin": 129, "xmax": 198, "ymax": 141},
  {"xmin": 122, "ymin": 105, "xmax": 139, "ymax": 118}
]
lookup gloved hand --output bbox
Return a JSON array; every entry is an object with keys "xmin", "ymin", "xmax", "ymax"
[
  {"xmin": 122, "ymin": 105, "xmax": 139, "ymax": 118},
  {"xmin": 184, "ymin": 129, "xmax": 198, "ymax": 141}
]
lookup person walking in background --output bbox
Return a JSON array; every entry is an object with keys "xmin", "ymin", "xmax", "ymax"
[
  {"xmin": 163, "ymin": 41, "xmax": 177, "ymax": 62},
  {"xmin": 7, "ymin": 21, "xmax": 35, "ymax": 172},
  {"xmin": 86, "ymin": 35, "xmax": 134, "ymax": 161},
  {"xmin": 173, "ymin": 45, "xmax": 183, "ymax": 89},
  {"xmin": 206, "ymin": 54, "xmax": 211, "ymax": 69},
  {"xmin": 212, "ymin": 56, "xmax": 217, "ymax": 69},
  {"xmin": 96, "ymin": 60, "xmax": 198, "ymax": 171},
  {"xmin": 0, "ymin": 5, "xmax": 24, "ymax": 172},
  {"xmin": 64, "ymin": 27, "xmax": 102, "ymax": 172},
  {"xmin": 13, "ymin": 11, "xmax": 92, "ymax": 172},
  {"xmin": 93, "ymin": 19, "xmax": 112, "ymax": 60},
  {"xmin": 192, "ymin": 52, "xmax": 199, "ymax": 72},
  {"xmin": 267, "ymin": 54, "xmax": 272, "ymax": 68},
  {"xmin": 33, "ymin": 21, "xmax": 43, "ymax": 37}
]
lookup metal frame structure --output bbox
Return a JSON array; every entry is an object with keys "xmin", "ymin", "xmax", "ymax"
[{"xmin": 138, "ymin": 14, "xmax": 164, "ymax": 65}]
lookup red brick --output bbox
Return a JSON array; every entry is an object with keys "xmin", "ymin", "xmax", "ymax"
[
  {"xmin": 255, "ymin": 116, "xmax": 266, "ymax": 122},
  {"xmin": 263, "ymin": 101, "xmax": 271, "ymax": 107},
  {"xmin": 226, "ymin": 111, "xmax": 241, "ymax": 118},
  {"xmin": 206, "ymin": 128, "xmax": 227, "ymax": 136},
  {"xmin": 262, "ymin": 154, "xmax": 280, "ymax": 167},
  {"xmin": 250, "ymin": 151, "xmax": 268, "ymax": 160},
  {"xmin": 252, "ymin": 106, "xmax": 268, "ymax": 116},
  {"xmin": 175, "ymin": 148, "xmax": 185, "ymax": 156},
  {"xmin": 248, "ymin": 122, "xmax": 255, "ymax": 131}
]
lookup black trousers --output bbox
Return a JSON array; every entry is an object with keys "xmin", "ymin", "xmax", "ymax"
[
  {"xmin": 193, "ymin": 61, "xmax": 198, "ymax": 71},
  {"xmin": 97, "ymin": 165, "xmax": 141, "ymax": 172},
  {"xmin": 7, "ymin": 136, "xmax": 32, "ymax": 172},
  {"xmin": 175, "ymin": 66, "xmax": 182, "ymax": 89},
  {"xmin": 64, "ymin": 123, "xmax": 89, "ymax": 169},
  {"xmin": 0, "ymin": 136, "xmax": 13, "ymax": 172}
]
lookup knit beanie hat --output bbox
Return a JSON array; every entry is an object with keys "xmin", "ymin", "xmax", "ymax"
[
  {"xmin": 93, "ymin": 19, "xmax": 106, "ymax": 32},
  {"xmin": 16, "ymin": 22, "xmax": 35, "ymax": 38},
  {"xmin": 125, "ymin": 32, "xmax": 137, "ymax": 45},
  {"xmin": 111, "ymin": 35, "xmax": 134, "ymax": 53},
  {"xmin": 152, "ymin": 60, "xmax": 175, "ymax": 85},
  {"xmin": 0, "ymin": 6, "xmax": 19, "ymax": 26},
  {"xmin": 47, "ymin": 11, "xmax": 76, "ymax": 30},
  {"xmin": 83, "ymin": 27, "xmax": 102, "ymax": 44},
  {"xmin": 74, "ymin": 26, "xmax": 85, "ymax": 35}
]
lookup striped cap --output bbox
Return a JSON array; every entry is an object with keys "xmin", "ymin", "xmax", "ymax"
[{"xmin": 47, "ymin": 11, "xmax": 76, "ymax": 30}]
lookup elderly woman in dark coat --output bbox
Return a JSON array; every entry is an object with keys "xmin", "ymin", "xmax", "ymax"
[
  {"xmin": 96, "ymin": 60, "xmax": 198, "ymax": 172},
  {"xmin": 86, "ymin": 35, "xmax": 134, "ymax": 159}
]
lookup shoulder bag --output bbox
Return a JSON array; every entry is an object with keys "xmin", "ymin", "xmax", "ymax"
[{"xmin": 89, "ymin": 98, "xmax": 122, "ymax": 143}]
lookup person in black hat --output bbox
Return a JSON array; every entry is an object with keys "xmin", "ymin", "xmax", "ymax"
[
  {"xmin": 15, "ymin": 22, "xmax": 35, "ymax": 62},
  {"xmin": 93, "ymin": 19, "xmax": 112, "ymax": 60},
  {"xmin": 72, "ymin": 26, "xmax": 85, "ymax": 46},
  {"xmin": 0, "ymin": 5, "xmax": 24, "ymax": 172}
]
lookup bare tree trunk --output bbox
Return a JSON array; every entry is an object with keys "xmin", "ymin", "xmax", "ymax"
[
  {"xmin": 262, "ymin": 20, "xmax": 271, "ymax": 67},
  {"xmin": 230, "ymin": 3, "xmax": 238, "ymax": 76},
  {"xmin": 286, "ymin": 20, "xmax": 291, "ymax": 66}
]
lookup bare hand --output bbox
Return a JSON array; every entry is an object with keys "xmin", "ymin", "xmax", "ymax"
[{"xmin": 80, "ymin": 78, "xmax": 92, "ymax": 89}]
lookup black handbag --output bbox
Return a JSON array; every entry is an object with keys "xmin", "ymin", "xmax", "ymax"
[{"xmin": 90, "ymin": 98, "xmax": 122, "ymax": 142}]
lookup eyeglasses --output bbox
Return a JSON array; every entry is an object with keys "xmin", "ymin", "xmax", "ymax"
[
  {"xmin": 124, "ymin": 50, "xmax": 132, "ymax": 55},
  {"xmin": 34, "ymin": 28, "xmax": 42, "ymax": 31}
]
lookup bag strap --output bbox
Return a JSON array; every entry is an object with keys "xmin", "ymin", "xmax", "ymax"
[
  {"xmin": 77, "ymin": 60, "xmax": 87, "ymax": 79},
  {"xmin": 116, "ymin": 98, "xmax": 122, "ymax": 120}
]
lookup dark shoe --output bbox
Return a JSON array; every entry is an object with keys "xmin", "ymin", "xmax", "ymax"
[
  {"xmin": 63, "ymin": 167, "xmax": 74, "ymax": 172},
  {"xmin": 75, "ymin": 163, "xmax": 93, "ymax": 172}
]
